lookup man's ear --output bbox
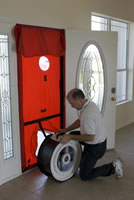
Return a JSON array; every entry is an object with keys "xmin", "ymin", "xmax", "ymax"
[
  {"xmin": 79, "ymin": 98, "xmax": 84, "ymax": 102},
  {"xmin": 79, "ymin": 98, "xmax": 83, "ymax": 104}
]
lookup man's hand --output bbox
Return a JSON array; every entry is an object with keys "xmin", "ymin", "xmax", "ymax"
[
  {"xmin": 55, "ymin": 129, "xmax": 66, "ymax": 140},
  {"xmin": 59, "ymin": 134, "xmax": 71, "ymax": 144}
]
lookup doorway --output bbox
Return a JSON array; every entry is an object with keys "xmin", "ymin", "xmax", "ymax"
[{"xmin": 14, "ymin": 24, "xmax": 65, "ymax": 171}]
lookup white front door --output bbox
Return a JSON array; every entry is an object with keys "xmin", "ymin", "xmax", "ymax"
[
  {"xmin": 66, "ymin": 30, "xmax": 117, "ymax": 149},
  {"xmin": 0, "ymin": 22, "xmax": 21, "ymax": 185}
]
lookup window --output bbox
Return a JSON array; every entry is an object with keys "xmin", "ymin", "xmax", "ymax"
[
  {"xmin": 77, "ymin": 43, "xmax": 105, "ymax": 113},
  {"xmin": 39, "ymin": 56, "xmax": 50, "ymax": 71},
  {"xmin": 0, "ymin": 35, "xmax": 14, "ymax": 159},
  {"xmin": 91, "ymin": 14, "xmax": 131, "ymax": 104}
]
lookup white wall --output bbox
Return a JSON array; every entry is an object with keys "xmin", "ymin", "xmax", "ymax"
[
  {"xmin": 1, "ymin": 0, "xmax": 133, "ymax": 129},
  {"xmin": 1, "ymin": 0, "xmax": 134, "ymax": 28}
]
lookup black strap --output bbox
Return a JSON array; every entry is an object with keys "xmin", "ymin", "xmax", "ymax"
[
  {"xmin": 24, "ymin": 113, "xmax": 60, "ymax": 138},
  {"xmin": 24, "ymin": 113, "xmax": 60, "ymax": 126}
]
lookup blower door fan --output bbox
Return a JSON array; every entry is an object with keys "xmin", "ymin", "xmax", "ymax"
[{"xmin": 37, "ymin": 135, "xmax": 82, "ymax": 181}]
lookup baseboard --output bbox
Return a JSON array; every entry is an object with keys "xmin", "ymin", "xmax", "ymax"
[
  {"xmin": 116, "ymin": 119, "xmax": 134, "ymax": 130},
  {"xmin": 0, "ymin": 171, "xmax": 22, "ymax": 186}
]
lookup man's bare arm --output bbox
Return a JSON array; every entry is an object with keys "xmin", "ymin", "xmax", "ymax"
[
  {"xmin": 60, "ymin": 133, "xmax": 95, "ymax": 144},
  {"xmin": 56, "ymin": 119, "xmax": 80, "ymax": 134}
]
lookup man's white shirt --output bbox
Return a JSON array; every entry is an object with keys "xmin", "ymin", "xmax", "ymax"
[{"xmin": 79, "ymin": 100, "xmax": 106, "ymax": 144}]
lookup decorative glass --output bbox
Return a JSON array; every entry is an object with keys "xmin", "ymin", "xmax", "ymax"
[
  {"xmin": 0, "ymin": 35, "xmax": 13, "ymax": 159},
  {"xmin": 77, "ymin": 43, "xmax": 105, "ymax": 112},
  {"xmin": 39, "ymin": 56, "xmax": 50, "ymax": 71}
]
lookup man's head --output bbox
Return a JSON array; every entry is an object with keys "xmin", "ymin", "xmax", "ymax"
[{"xmin": 67, "ymin": 88, "xmax": 87, "ymax": 110}]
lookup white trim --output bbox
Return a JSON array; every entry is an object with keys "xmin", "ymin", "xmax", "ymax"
[{"xmin": 0, "ymin": 171, "xmax": 22, "ymax": 185}]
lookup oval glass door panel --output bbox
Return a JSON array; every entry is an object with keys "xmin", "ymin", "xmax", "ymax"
[{"xmin": 77, "ymin": 43, "xmax": 106, "ymax": 113}]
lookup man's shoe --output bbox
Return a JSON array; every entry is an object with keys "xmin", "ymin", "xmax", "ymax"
[{"xmin": 113, "ymin": 158, "xmax": 123, "ymax": 179}]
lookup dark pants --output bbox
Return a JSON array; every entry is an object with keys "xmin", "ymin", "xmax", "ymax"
[{"xmin": 70, "ymin": 131, "xmax": 115, "ymax": 180}]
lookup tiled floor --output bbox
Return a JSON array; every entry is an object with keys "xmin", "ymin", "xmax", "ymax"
[{"xmin": 0, "ymin": 123, "xmax": 134, "ymax": 200}]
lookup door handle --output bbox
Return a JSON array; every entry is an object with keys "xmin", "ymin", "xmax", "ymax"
[{"xmin": 111, "ymin": 97, "xmax": 116, "ymax": 101}]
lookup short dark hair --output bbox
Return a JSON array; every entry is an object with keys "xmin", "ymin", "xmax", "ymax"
[{"xmin": 71, "ymin": 89, "xmax": 85, "ymax": 100}]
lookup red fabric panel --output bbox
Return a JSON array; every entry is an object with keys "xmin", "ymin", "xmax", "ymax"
[
  {"xmin": 23, "ymin": 117, "xmax": 61, "ymax": 169},
  {"xmin": 24, "ymin": 124, "xmax": 39, "ymax": 168},
  {"xmin": 22, "ymin": 55, "xmax": 61, "ymax": 168},
  {"xmin": 22, "ymin": 55, "xmax": 61, "ymax": 123},
  {"xmin": 14, "ymin": 24, "xmax": 65, "ymax": 57}
]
